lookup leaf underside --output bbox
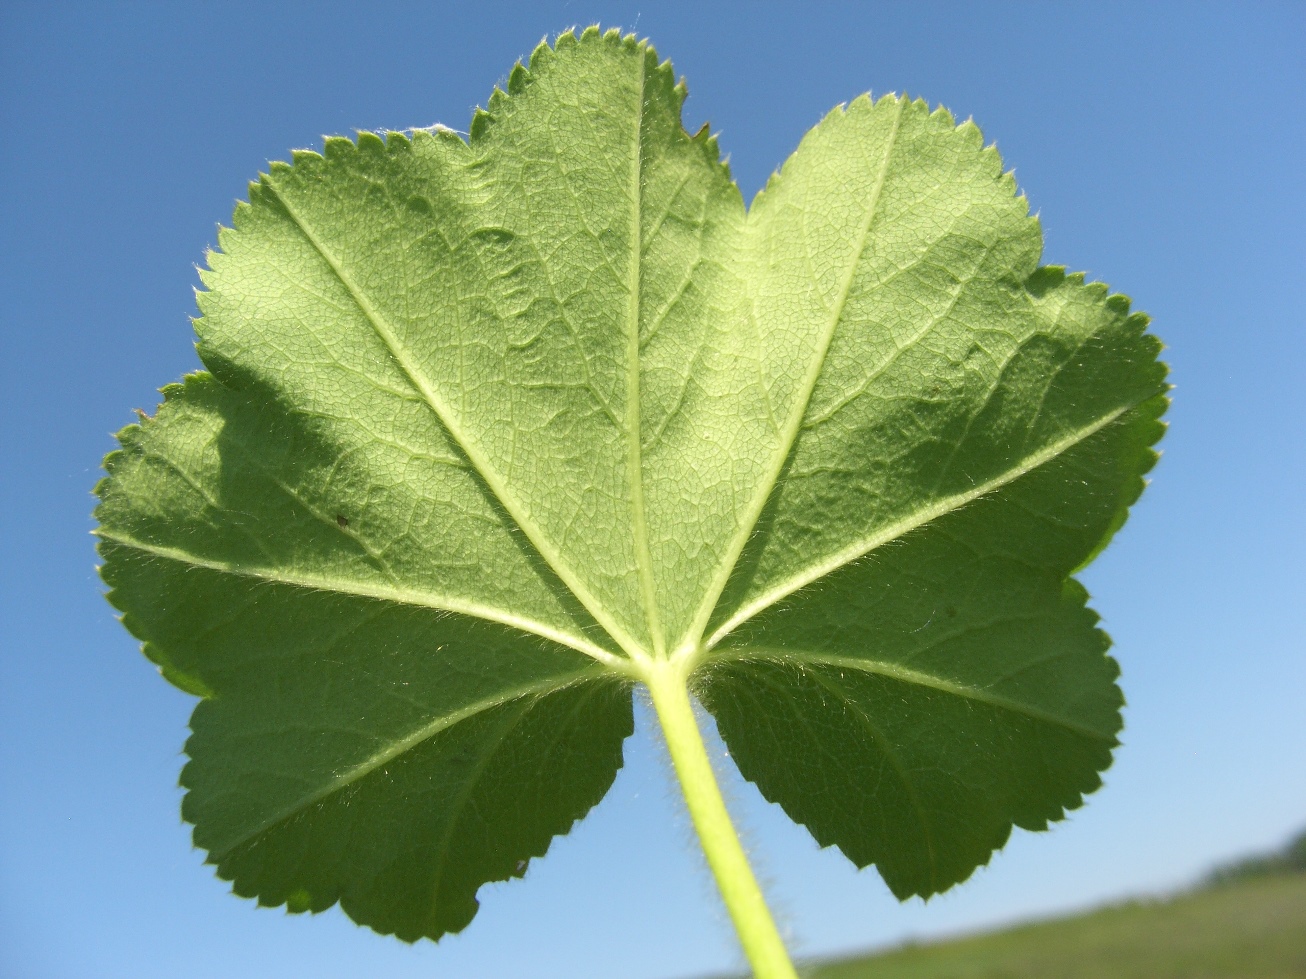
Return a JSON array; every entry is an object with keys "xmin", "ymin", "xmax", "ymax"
[{"xmin": 96, "ymin": 27, "xmax": 1167, "ymax": 939}]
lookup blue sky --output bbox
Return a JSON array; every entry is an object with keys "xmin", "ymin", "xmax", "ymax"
[{"xmin": 1, "ymin": 2, "xmax": 1302, "ymax": 977}]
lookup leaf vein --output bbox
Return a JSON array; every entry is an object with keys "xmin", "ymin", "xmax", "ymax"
[
  {"xmin": 706, "ymin": 402, "xmax": 1134, "ymax": 646},
  {"xmin": 714, "ymin": 649, "xmax": 1115, "ymax": 741},
  {"xmin": 684, "ymin": 96, "xmax": 908, "ymax": 652},
  {"xmin": 211, "ymin": 672, "xmax": 604, "ymax": 859},
  {"xmin": 95, "ymin": 530, "xmax": 624, "ymax": 668},
  {"xmin": 259, "ymin": 176, "xmax": 644, "ymax": 660}
]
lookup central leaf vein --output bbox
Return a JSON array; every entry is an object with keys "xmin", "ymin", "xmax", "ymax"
[{"xmin": 627, "ymin": 58, "xmax": 663, "ymax": 658}]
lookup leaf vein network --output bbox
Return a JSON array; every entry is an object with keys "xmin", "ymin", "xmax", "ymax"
[
  {"xmin": 211, "ymin": 672, "xmax": 605, "ymax": 858},
  {"xmin": 258, "ymin": 176, "xmax": 646, "ymax": 663},
  {"xmin": 705, "ymin": 402, "xmax": 1134, "ymax": 647},
  {"xmin": 713, "ymin": 649, "xmax": 1115, "ymax": 741},
  {"xmin": 683, "ymin": 95, "xmax": 909, "ymax": 655},
  {"xmin": 95, "ymin": 530, "xmax": 624, "ymax": 667}
]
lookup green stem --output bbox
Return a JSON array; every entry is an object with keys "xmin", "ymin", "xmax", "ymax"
[{"xmin": 644, "ymin": 659, "xmax": 799, "ymax": 979}]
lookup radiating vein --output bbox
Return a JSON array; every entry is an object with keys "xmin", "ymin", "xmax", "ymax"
[
  {"xmin": 683, "ymin": 96, "xmax": 907, "ymax": 652},
  {"xmin": 259, "ymin": 177, "xmax": 645, "ymax": 662},
  {"xmin": 706, "ymin": 402, "xmax": 1133, "ymax": 648},
  {"xmin": 626, "ymin": 58, "xmax": 663, "ymax": 658},
  {"xmin": 211, "ymin": 670, "xmax": 607, "ymax": 857},
  {"xmin": 803, "ymin": 668, "xmax": 939, "ymax": 881},
  {"xmin": 426, "ymin": 696, "xmax": 537, "ymax": 915},
  {"xmin": 711, "ymin": 649, "xmax": 1116, "ymax": 742},
  {"xmin": 95, "ymin": 529, "xmax": 626, "ymax": 668}
]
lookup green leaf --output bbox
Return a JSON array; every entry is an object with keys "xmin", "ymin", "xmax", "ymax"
[
  {"xmin": 96, "ymin": 27, "xmax": 1166, "ymax": 944},
  {"xmin": 703, "ymin": 393, "xmax": 1165, "ymax": 897}
]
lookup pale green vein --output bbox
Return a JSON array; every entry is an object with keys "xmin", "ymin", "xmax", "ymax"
[
  {"xmin": 259, "ymin": 177, "xmax": 647, "ymax": 662},
  {"xmin": 709, "ymin": 648, "xmax": 1116, "ymax": 742},
  {"xmin": 211, "ymin": 669, "xmax": 607, "ymax": 857},
  {"xmin": 705, "ymin": 402, "xmax": 1133, "ymax": 649},
  {"xmin": 680, "ymin": 96, "xmax": 907, "ymax": 657},
  {"xmin": 798, "ymin": 240, "xmax": 990, "ymax": 431},
  {"xmin": 95, "ymin": 529, "xmax": 628, "ymax": 669},
  {"xmin": 640, "ymin": 169, "xmax": 693, "ymax": 252},
  {"xmin": 627, "ymin": 58, "xmax": 663, "ymax": 659}
]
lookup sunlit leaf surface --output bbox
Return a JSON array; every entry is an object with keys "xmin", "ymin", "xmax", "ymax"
[{"xmin": 96, "ymin": 27, "xmax": 1166, "ymax": 940}]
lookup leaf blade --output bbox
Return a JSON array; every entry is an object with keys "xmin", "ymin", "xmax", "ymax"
[
  {"xmin": 700, "ymin": 396, "xmax": 1165, "ymax": 896},
  {"xmin": 706, "ymin": 97, "xmax": 1165, "ymax": 640},
  {"xmin": 96, "ymin": 28, "xmax": 1170, "ymax": 942},
  {"xmin": 100, "ymin": 500, "xmax": 632, "ymax": 939}
]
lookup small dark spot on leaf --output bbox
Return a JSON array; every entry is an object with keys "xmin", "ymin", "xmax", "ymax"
[
  {"xmin": 947, "ymin": 606, "xmax": 958, "ymax": 618},
  {"xmin": 336, "ymin": 514, "xmax": 349, "ymax": 529}
]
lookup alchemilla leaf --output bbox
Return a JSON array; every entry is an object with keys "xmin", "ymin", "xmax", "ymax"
[{"xmin": 97, "ymin": 27, "xmax": 1166, "ymax": 945}]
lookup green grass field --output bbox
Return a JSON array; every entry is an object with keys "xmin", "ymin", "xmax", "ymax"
[{"xmin": 803, "ymin": 873, "xmax": 1306, "ymax": 979}]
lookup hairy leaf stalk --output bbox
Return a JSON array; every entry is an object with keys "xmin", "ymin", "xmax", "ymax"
[{"xmin": 644, "ymin": 659, "xmax": 799, "ymax": 979}]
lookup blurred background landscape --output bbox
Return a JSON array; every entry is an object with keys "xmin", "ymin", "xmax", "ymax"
[
  {"xmin": 2, "ymin": 2, "xmax": 1302, "ymax": 977},
  {"xmin": 795, "ymin": 828, "xmax": 1306, "ymax": 977}
]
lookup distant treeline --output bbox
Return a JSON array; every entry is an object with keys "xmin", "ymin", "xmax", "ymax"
[{"xmin": 1206, "ymin": 827, "xmax": 1306, "ymax": 887}]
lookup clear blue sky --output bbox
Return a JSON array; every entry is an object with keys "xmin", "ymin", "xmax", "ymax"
[{"xmin": 1, "ymin": 3, "xmax": 1302, "ymax": 977}]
